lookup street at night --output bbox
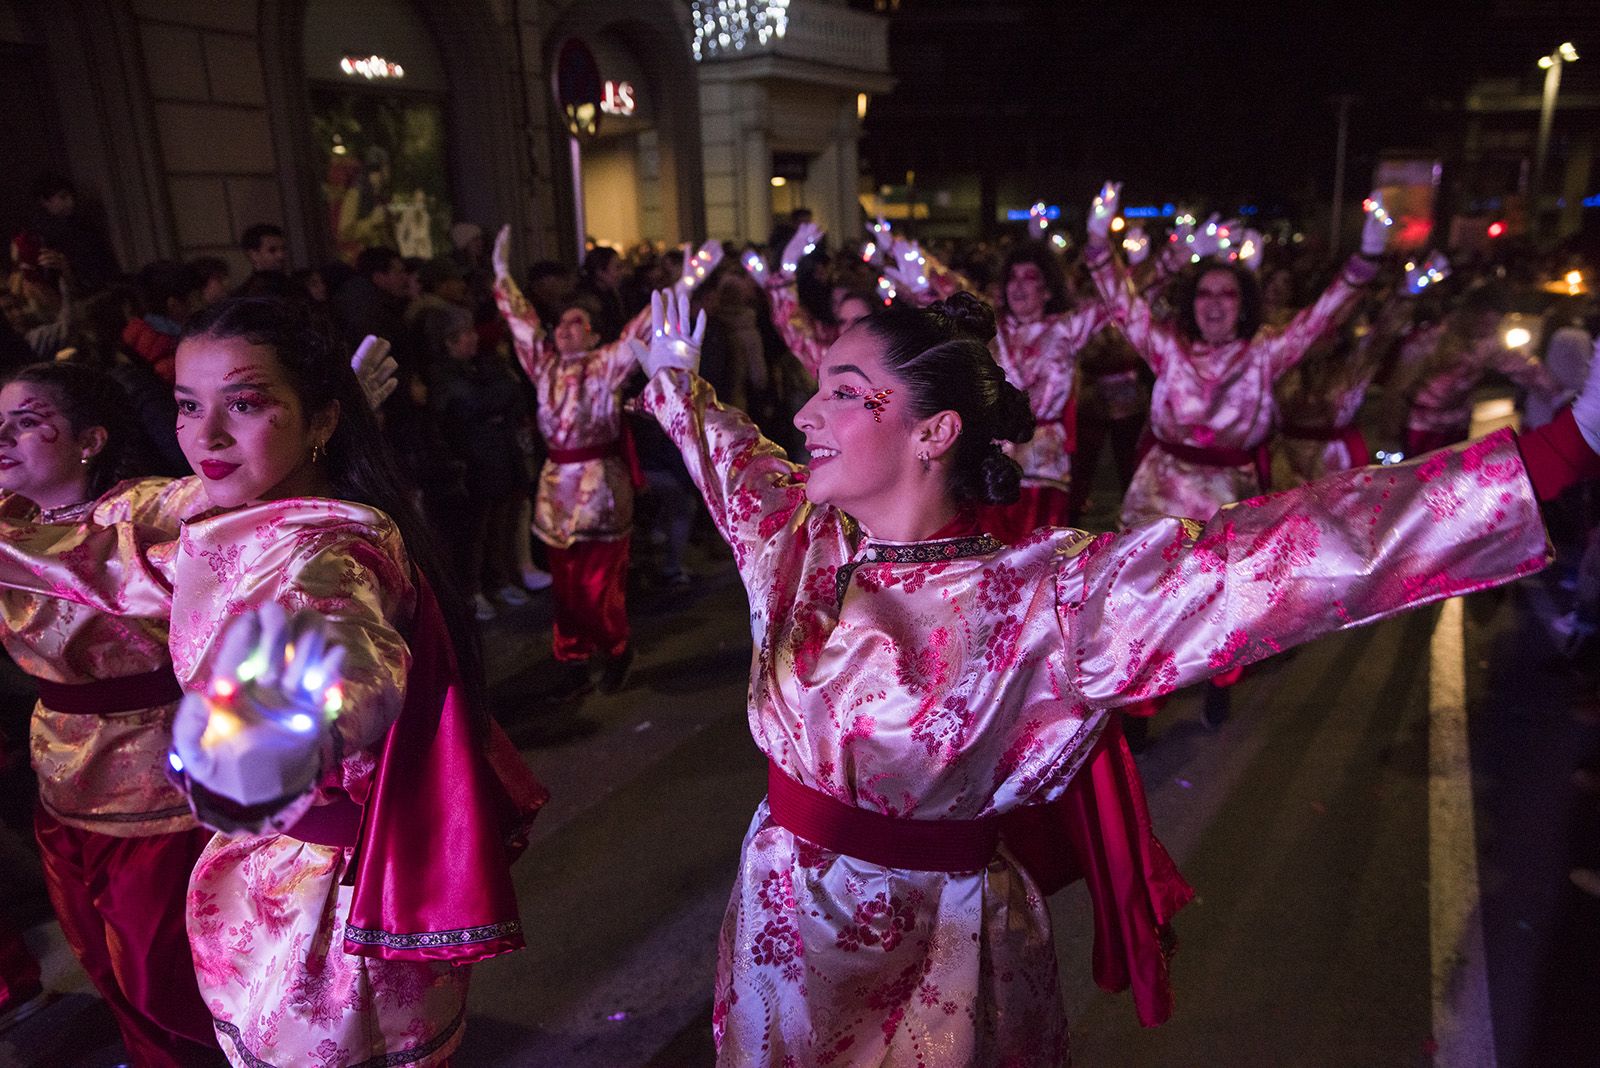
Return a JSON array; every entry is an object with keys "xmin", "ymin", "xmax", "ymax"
[{"xmin": 3, "ymin": 2, "xmax": 1600, "ymax": 1066}]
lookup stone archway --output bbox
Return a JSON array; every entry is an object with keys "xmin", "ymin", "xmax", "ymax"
[{"xmin": 543, "ymin": 0, "xmax": 706, "ymax": 259}]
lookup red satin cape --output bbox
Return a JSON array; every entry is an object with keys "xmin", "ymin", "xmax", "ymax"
[{"xmin": 342, "ymin": 576, "xmax": 548, "ymax": 964}]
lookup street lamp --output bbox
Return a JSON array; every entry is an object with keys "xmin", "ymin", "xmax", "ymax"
[{"xmin": 1531, "ymin": 41, "xmax": 1579, "ymax": 242}]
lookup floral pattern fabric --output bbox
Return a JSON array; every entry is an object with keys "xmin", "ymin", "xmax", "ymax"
[
  {"xmin": 1089, "ymin": 252, "xmax": 1376, "ymax": 525},
  {"xmin": 494, "ymin": 277, "xmax": 648, "ymax": 547},
  {"xmin": 0, "ymin": 492, "xmax": 466, "ymax": 1067},
  {"xmin": 0, "ymin": 478, "xmax": 205, "ymax": 836},
  {"xmin": 638, "ymin": 367, "xmax": 1547, "ymax": 1066},
  {"xmin": 1404, "ymin": 329, "xmax": 1565, "ymax": 436},
  {"xmin": 993, "ymin": 307, "xmax": 1110, "ymax": 492}
]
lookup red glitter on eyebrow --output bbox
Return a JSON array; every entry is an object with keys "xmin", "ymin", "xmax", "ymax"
[
  {"xmin": 12, "ymin": 399, "xmax": 59, "ymax": 418},
  {"xmin": 221, "ymin": 366, "xmax": 261, "ymax": 381}
]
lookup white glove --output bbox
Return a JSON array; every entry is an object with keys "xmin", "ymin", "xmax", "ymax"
[
  {"xmin": 876, "ymin": 275, "xmax": 898, "ymax": 304},
  {"xmin": 1121, "ymin": 226, "xmax": 1151, "ymax": 266},
  {"xmin": 1235, "ymin": 228, "xmax": 1265, "ymax": 272},
  {"xmin": 644, "ymin": 288, "xmax": 706, "ymax": 377},
  {"xmin": 868, "ymin": 215, "xmax": 892, "ymax": 241},
  {"xmin": 1361, "ymin": 191, "xmax": 1393, "ymax": 257},
  {"xmin": 881, "ymin": 238, "xmax": 933, "ymax": 302},
  {"xmin": 780, "ymin": 222, "xmax": 823, "ymax": 277},
  {"xmin": 1087, "ymin": 181, "xmax": 1122, "ymax": 242},
  {"xmin": 1187, "ymin": 214, "xmax": 1227, "ymax": 258},
  {"xmin": 741, "ymin": 248, "xmax": 771, "ymax": 287},
  {"xmin": 1576, "ymin": 336, "xmax": 1600, "ymax": 456},
  {"xmin": 675, "ymin": 240, "xmax": 725, "ymax": 296},
  {"xmin": 491, "ymin": 223, "xmax": 513, "ymax": 283},
  {"xmin": 351, "ymin": 335, "xmax": 398, "ymax": 411},
  {"xmin": 170, "ymin": 604, "xmax": 347, "ymax": 835},
  {"xmin": 1028, "ymin": 201, "xmax": 1050, "ymax": 239},
  {"xmin": 1403, "ymin": 251, "xmax": 1450, "ymax": 295}
]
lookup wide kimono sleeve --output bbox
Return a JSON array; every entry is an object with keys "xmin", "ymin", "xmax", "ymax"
[
  {"xmin": 0, "ymin": 513, "xmax": 175, "ymax": 619},
  {"xmin": 635, "ymin": 366, "xmax": 813, "ymax": 594},
  {"xmin": 1261, "ymin": 255, "xmax": 1379, "ymax": 378},
  {"xmin": 493, "ymin": 274, "xmax": 553, "ymax": 381},
  {"xmin": 1086, "ymin": 243, "xmax": 1172, "ymax": 374},
  {"xmin": 996, "ymin": 305, "xmax": 1110, "ymax": 404},
  {"xmin": 276, "ymin": 527, "xmax": 415, "ymax": 760},
  {"xmin": 764, "ymin": 282, "xmax": 829, "ymax": 377},
  {"xmin": 1058, "ymin": 428, "xmax": 1549, "ymax": 707}
]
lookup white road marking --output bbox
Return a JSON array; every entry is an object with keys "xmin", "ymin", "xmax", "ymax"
[{"xmin": 1429, "ymin": 595, "xmax": 1497, "ymax": 1067}]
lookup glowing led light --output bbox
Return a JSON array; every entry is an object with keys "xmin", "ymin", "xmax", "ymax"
[
  {"xmin": 770, "ymin": 176, "xmax": 787, "ymax": 187},
  {"xmin": 1504, "ymin": 326, "xmax": 1532, "ymax": 348},
  {"xmin": 1487, "ymin": 220, "xmax": 1506, "ymax": 238},
  {"xmin": 1566, "ymin": 270, "xmax": 1583, "ymax": 286},
  {"xmin": 324, "ymin": 685, "xmax": 344, "ymax": 715},
  {"xmin": 213, "ymin": 678, "xmax": 236, "ymax": 699},
  {"xmin": 287, "ymin": 712, "xmax": 316, "ymax": 733},
  {"xmin": 340, "ymin": 55, "xmax": 405, "ymax": 80},
  {"xmin": 1050, "ymin": 234, "xmax": 1068, "ymax": 249},
  {"xmin": 1110, "ymin": 217, "xmax": 1125, "ymax": 232},
  {"xmin": 302, "ymin": 668, "xmax": 325, "ymax": 693},
  {"xmin": 168, "ymin": 751, "xmax": 184, "ymax": 773},
  {"xmin": 861, "ymin": 241, "xmax": 876, "ymax": 261}
]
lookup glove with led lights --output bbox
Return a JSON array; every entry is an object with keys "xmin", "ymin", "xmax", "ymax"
[
  {"xmin": 779, "ymin": 222, "xmax": 823, "ymax": 281},
  {"xmin": 1361, "ymin": 191, "xmax": 1393, "ymax": 258},
  {"xmin": 1235, "ymin": 228, "xmax": 1265, "ymax": 272},
  {"xmin": 675, "ymin": 239, "xmax": 725, "ymax": 296},
  {"xmin": 741, "ymin": 248, "xmax": 771, "ymax": 287},
  {"xmin": 882, "ymin": 238, "xmax": 935, "ymax": 303},
  {"xmin": 642, "ymin": 287, "xmax": 706, "ymax": 378},
  {"xmin": 1122, "ymin": 226, "xmax": 1151, "ymax": 266},
  {"xmin": 1028, "ymin": 201, "xmax": 1050, "ymax": 239},
  {"xmin": 170, "ymin": 604, "xmax": 348, "ymax": 836},
  {"xmin": 1087, "ymin": 181, "xmax": 1122, "ymax": 243},
  {"xmin": 1403, "ymin": 251, "xmax": 1451, "ymax": 296}
]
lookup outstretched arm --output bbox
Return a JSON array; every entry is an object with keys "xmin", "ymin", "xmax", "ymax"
[{"xmin": 1062, "ymin": 427, "xmax": 1552, "ymax": 707}]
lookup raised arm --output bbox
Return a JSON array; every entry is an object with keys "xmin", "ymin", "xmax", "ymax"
[
  {"xmin": 1061, "ymin": 428, "xmax": 1550, "ymax": 707},
  {"xmin": 1083, "ymin": 182, "xmax": 1172, "ymax": 372},
  {"xmin": 633, "ymin": 288, "xmax": 812, "ymax": 587},
  {"xmin": 1264, "ymin": 193, "xmax": 1390, "ymax": 377},
  {"xmin": 744, "ymin": 246, "xmax": 830, "ymax": 377},
  {"xmin": 491, "ymin": 224, "xmax": 551, "ymax": 380}
]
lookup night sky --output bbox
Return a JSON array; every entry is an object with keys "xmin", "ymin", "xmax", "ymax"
[{"xmin": 862, "ymin": 0, "xmax": 1599, "ymax": 215}]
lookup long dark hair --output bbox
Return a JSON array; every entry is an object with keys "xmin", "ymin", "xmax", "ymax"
[
  {"xmin": 1000, "ymin": 240, "xmax": 1069, "ymax": 317},
  {"xmin": 1173, "ymin": 258, "xmax": 1263, "ymax": 343},
  {"xmin": 3, "ymin": 362, "xmax": 136, "ymax": 499},
  {"xmin": 180, "ymin": 297, "xmax": 488, "ymax": 734},
  {"xmin": 862, "ymin": 293, "xmax": 1035, "ymax": 505}
]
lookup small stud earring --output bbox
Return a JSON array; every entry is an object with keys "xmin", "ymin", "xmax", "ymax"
[
  {"xmin": 917, "ymin": 449, "xmax": 931, "ymax": 472},
  {"xmin": 311, "ymin": 441, "xmax": 325, "ymax": 464},
  {"xmin": 78, "ymin": 455, "xmax": 89, "ymax": 465}
]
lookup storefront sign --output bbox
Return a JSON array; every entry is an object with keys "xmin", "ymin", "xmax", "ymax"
[
  {"xmin": 340, "ymin": 54, "xmax": 405, "ymax": 80},
  {"xmin": 601, "ymin": 80, "xmax": 636, "ymax": 116}
]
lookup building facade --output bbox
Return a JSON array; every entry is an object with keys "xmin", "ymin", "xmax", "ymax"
[{"xmin": 0, "ymin": 0, "xmax": 889, "ymax": 281}]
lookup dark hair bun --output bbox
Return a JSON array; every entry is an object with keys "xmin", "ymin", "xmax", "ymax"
[
  {"xmin": 977, "ymin": 449, "xmax": 1023, "ymax": 506},
  {"xmin": 993, "ymin": 379, "xmax": 1035, "ymax": 445},
  {"xmin": 927, "ymin": 292, "xmax": 996, "ymax": 345}
]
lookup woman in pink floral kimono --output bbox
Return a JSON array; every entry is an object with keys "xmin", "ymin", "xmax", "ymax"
[
  {"xmin": 0, "ymin": 298, "xmax": 541, "ymax": 1067},
  {"xmin": 634, "ymin": 284, "xmax": 1598, "ymax": 1066}
]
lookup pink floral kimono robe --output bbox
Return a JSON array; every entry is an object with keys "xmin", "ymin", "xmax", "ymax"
[
  {"xmin": 0, "ymin": 493, "xmax": 472, "ymax": 1067},
  {"xmin": 1089, "ymin": 251, "xmax": 1377, "ymax": 526},
  {"xmin": 638, "ymin": 366, "xmax": 1548, "ymax": 1066}
]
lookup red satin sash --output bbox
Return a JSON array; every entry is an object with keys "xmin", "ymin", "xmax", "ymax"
[
  {"xmin": 997, "ymin": 717, "xmax": 1194, "ymax": 1027},
  {"xmin": 766, "ymin": 762, "xmax": 999, "ymax": 872},
  {"xmin": 30, "ymin": 665, "xmax": 184, "ymax": 715},
  {"xmin": 1152, "ymin": 435, "xmax": 1273, "ymax": 491},
  {"xmin": 548, "ymin": 428, "xmax": 646, "ymax": 491},
  {"xmin": 341, "ymin": 576, "xmax": 548, "ymax": 964}
]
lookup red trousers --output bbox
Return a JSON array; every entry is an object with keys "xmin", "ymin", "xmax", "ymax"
[
  {"xmin": 975, "ymin": 484, "xmax": 1074, "ymax": 545},
  {"xmin": 35, "ymin": 810, "xmax": 220, "ymax": 1066},
  {"xmin": 547, "ymin": 538, "xmax": 630, "ymax": 662}
]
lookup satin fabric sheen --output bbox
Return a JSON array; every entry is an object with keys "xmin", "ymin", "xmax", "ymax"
[
  {"xmin": 993, "ymin": 306, "xmax": 1109, "ymax": 494},
  {"xmin": 640, "ymin": 368, "xmax": 1548, "ymax": 1066},
  {"xmin": 547, "ymin": 538, "xmax": 631, "ymax": 661},
  {"xmin": 1404, "ymin": 326, "xmax": 1563, "ymax": 437},
  {"xmin": 0, "ymin": 492, "xmax": 516, "ymax": 1066},
  {"xmin": 0, "ymin": 479, "xmax": 205, "ymax": 835},
  {"xmin": 1091, "ymin": 252, "xmax": 1376, "ymax": 525},
  {"xmin": 494, "ymin": 276, "xmax": 647, "ymax": 548}
]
